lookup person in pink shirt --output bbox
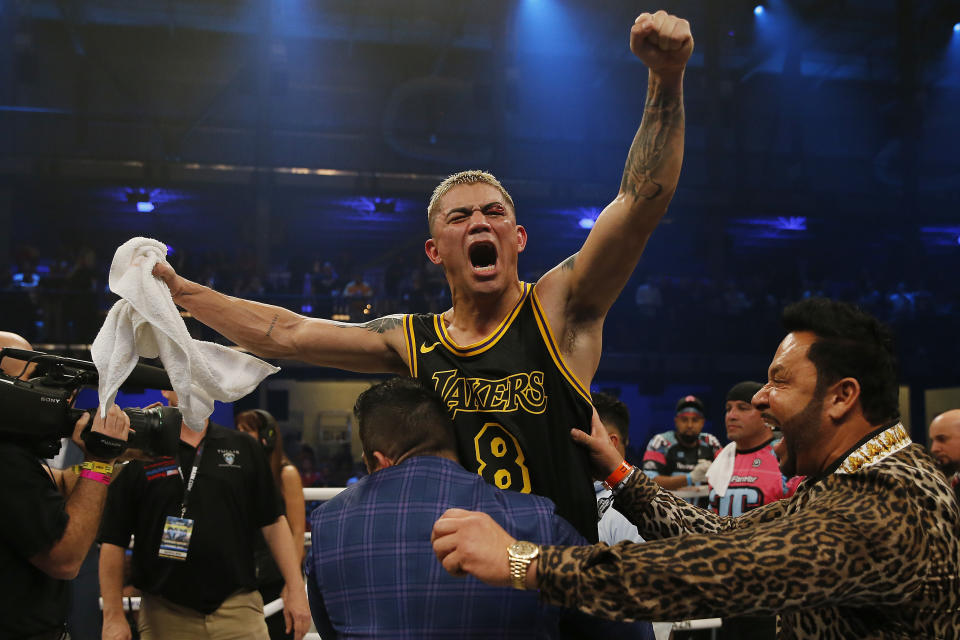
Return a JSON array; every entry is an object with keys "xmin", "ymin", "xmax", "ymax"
[
  {"xmin": 708, "ymin": 381, "xmax": 799, "ymax": 518},
  {"xmin": 708, "ymin": 382, "xmax": 802, "ymax": 640}
]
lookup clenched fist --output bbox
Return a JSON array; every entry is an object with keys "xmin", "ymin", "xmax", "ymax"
[{"xmin": 630, "ymin": 11, "xmax": 694, "ymax": 76}]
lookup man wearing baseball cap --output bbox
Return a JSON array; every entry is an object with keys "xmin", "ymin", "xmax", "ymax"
[{"xmin": 641, "ymin": 395, "xmax": 721, "ymax": 492}]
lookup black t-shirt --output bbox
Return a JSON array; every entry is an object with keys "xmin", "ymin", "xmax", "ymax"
[
  {"xmin": 99, "ymin": 423, "xmax": 282, "ymax": 614},
  {"xmin": 403, "ymin": 283, "xmax": 599, "ymax": 542},
  {"xmin": 642, "ymin": 431, "xmax": 722, "ymax": 476},
  {"xmin": 0, "ymin": 442, "xmax": 70, "ymax": 638}
]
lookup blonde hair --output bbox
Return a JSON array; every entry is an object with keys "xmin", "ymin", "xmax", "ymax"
[{"xmin": 427, "ymin": 170, "xmax": 516, "ymax": 231}]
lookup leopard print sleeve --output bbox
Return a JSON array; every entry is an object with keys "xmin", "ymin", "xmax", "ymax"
[
  {"xmin": 614, "ymin": 467, "xmax": 788, "ymax": 540},
  {"xmin": 536, "ymin": 454, "xmax": 942, "ymax": 628}
]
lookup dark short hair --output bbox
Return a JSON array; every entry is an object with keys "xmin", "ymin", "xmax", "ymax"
[
  {"xmin": 354, "ymin": 377, "xmax": 457, "ymax": 462},
  {"xmin": 726, "ymin": 381, "xmax": 763, "ymax": 406},
  {"xmin": 781, "ymin": 298, "xmax": 899, "ymax": 425},
  {"xmin": 592, "ymin": 391, "xmax": 629, "ymax": 445}
]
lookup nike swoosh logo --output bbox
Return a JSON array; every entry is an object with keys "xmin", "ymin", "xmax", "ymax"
[{"xmin": 420, "ymin": 341, "xmax": 442, "ymax": 354}]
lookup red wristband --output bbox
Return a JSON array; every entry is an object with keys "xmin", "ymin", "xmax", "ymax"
[
  {"xmin": 603, "ymin": 461, "xmax": 633, "ymax": 491},
  {"xmin": 79, "ymin": 469, "xmax": 111, "ymax": 486}
]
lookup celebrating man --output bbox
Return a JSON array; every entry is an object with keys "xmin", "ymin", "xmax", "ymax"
[{"xmin": 153, "ymin": 10, "xmax": 693, "ymax": 540}]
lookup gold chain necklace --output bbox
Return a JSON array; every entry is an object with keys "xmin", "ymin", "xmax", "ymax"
[{"xmin": 835, "ymin": 423, "xmax": 911, "ymax": 475}]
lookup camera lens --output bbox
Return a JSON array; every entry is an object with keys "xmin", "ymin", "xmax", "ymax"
[{"xmin": 124, "ymin": 406, "xmax": 182, "ymax": 457}]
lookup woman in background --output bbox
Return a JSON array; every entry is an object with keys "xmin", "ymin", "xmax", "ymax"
[{"xmin": 236, "ymin": 409, "xmax": 306, "ymax": 640}]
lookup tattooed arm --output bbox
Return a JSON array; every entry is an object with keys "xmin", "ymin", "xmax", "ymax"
[
  {"xmin": 152, "ymin": 262, "xmax": 409, "ymax": 374},
  {"xmin": 535, "ymin": 11, "xmax": 692, "ymax": 382}
]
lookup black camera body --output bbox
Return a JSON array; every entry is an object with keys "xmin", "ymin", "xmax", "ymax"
[{"xmin": 0, "ymin": 348, "xmax": 182, "ymax": 459}]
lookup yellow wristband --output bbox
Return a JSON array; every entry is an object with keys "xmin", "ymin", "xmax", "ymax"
[{"xmin": 80, "ymin": 461, "xmax": 114, "ymax": 475}]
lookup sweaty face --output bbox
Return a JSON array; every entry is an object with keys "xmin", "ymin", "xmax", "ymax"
[
  {"xmin": 753, "ymin": 331, "xmax": 826, "ymax": 477},
  {"xmin": 725, "ymin": 400, "xmax": 770, "ymax": 448},
  {"xmin": 929, "ymin": 415, "xmax": 960, "ymax": 475},
  {"xmin": 674, "ymin": 412, "xmax": 705, "ymax": 445},
  {"xmin": 425, "ymin": 183, "xmax": 526, "ymax": 295}
]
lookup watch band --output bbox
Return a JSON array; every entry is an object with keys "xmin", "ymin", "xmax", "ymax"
[
  {"xmin": 507, "ymin": 541, "xmax": 539, "ymax": 590},
  {"xmin": 509, "ymin": 557, "xmax": 528, "ymax": 590}
]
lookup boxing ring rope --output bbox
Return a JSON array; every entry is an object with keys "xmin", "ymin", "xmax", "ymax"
[
  {"xmin": 99, "ymin": 484, "xmax": 721, "ymax": 639},
  {"xmin": 302, "ymin": 487, "xmax": 345, "ymax": 501}
]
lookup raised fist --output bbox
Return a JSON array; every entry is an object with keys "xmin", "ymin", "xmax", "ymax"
[{"xmin": 630, "ymin": 10, "xmax": 694, "ymax": 76}]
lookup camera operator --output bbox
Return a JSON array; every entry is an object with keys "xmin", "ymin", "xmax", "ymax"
[{"xmin": 0, "ymin": 344, "xmax": 130, "ymax": 640}]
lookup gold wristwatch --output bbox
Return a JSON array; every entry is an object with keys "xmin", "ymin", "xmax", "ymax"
[{"xmin": 507, "ymin": 540, "xmax": 539, "ymax": 590}]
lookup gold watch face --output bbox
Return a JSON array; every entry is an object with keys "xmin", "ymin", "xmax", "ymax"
[{"xmin": 508, "ymin": 540, "xmax": 539, "ymax": 560}]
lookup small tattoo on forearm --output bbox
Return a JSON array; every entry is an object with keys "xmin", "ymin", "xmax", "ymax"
[{"xmin": 265, "ymin": 314, "xmax": 279, "ymax": 337}]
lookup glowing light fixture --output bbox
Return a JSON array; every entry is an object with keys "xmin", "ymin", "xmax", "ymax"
[
  {"xmin": 578, "ymin": 217, "xmax": 595, "ymax": 229},
  {"xmin": 754, "ymin": 5, "xmax": 765, "ymax": 16},
  {"xmin": 128, "ymin": 188, "xmax": 156, "ymax": 213}
]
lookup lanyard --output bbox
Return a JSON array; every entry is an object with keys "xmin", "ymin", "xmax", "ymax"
[{"xmin": 177, "ymin": 443, "xmax": 204, "ymax": 518}]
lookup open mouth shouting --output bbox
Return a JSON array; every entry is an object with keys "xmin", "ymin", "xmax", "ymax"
[
  {"xmin": 760, "ymin": 413, "xmax": 780, "ymax": 431},
  {"xmin": 468, "ymin": 240, "xmax": 498, "ymax": 276}
]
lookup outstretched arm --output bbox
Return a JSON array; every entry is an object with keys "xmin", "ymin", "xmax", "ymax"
[
  {"xmin": 536, "ymin": 11, "xmax": 691, "ymax": 376},
  {"xmin": 153, "ymin": 263, "xmax": 408, "ymax": 374}
]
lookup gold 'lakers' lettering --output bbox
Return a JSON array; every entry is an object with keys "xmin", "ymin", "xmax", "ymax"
[
  {"xmin": 474, "ymin": 422, "xmax": 532, "ymax": 493},
  {"xmin": 431, "ymin": 370, "xmax": 547, "ymax": 417}
]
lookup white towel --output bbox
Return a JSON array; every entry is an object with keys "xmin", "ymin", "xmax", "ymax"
[
  {"xmin": 92, "ymin": 237, "xmax": 279, "ymax": 431},
  {"xmin": 706, "ymin": 441, "xmax": 738, "ymax": 498}
]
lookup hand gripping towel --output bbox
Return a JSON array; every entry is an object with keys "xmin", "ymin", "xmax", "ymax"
[{"xmin": 92, "ymin": 237, "xmax": 279, "ymax": 431}]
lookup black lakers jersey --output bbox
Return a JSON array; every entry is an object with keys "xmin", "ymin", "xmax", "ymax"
[{"xmin": 402, "ymin": 282, "xmax": 598, "ymax": 542}]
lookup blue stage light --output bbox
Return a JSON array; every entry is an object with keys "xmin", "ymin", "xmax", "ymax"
[
  {"xmin": 754, "ymin": 5, "xmax": 765, "ymax": 16},
  {"xmin": 578, "ymin": 217, "xmax": 595, "ymax": 229},
  {"xmin": 136, "ymin": 201, "xmax": 155, "ymax": 213},
  {"xmin": 954, "ymin": 22, "xmax": 960, "ymax": 33}
]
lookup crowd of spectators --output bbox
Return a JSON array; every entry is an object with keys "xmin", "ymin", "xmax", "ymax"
[{"xmin": 4, "ymin": 242, "xmax": 958, "ymax": 362}]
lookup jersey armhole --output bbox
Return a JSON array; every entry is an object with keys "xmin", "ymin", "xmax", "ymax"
[{"xmin": 529, "ymin": 286, "xmax": 591, "ymax": 404}]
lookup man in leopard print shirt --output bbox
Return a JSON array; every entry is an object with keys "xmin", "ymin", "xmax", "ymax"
[{"xmin": 433, "ymin": 299, "xmax": 960, "ymax": 639}]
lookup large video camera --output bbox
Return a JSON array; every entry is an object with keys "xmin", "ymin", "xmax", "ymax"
[{"xmin": 0, "ymin": 348, "xmax": 182, "ymax": 459}]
